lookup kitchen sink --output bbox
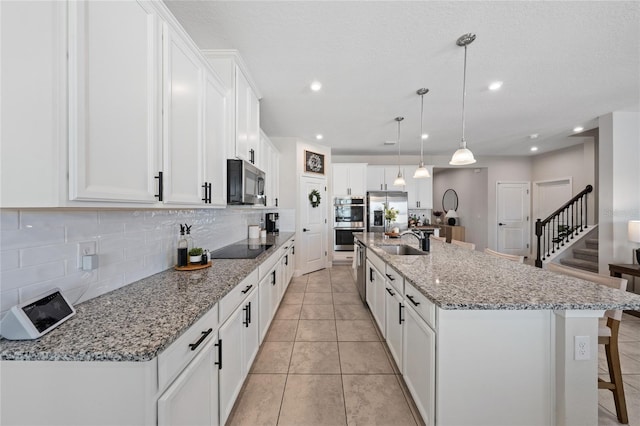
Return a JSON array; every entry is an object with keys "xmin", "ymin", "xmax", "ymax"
[{"xmin": 377, "ymin": 244, "xmax": 428, "ymax": 256}]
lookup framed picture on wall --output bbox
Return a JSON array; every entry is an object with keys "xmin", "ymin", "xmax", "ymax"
[{"xmin": 304, "ymin": 150, "xmax": 325, "ymax": 175}]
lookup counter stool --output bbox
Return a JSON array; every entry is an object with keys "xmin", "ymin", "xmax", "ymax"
[
  {"xmin": 451, "ymin": 239, "xmax": 475, "ymax": 250},
  {"xmin": 430, "ymin": 235, "xmax": 446, "ymax": 243},
  {"xmin": 547, "ymin": 263, "xmax": 629, "ymax": 424},
  {"xmin": 484, "ymin": 248, "xmax": 524, "ymax": 263}
]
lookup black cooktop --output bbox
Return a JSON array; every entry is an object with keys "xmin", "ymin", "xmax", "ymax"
[{"xmin": 209, "ymin": 243, "xmax": 273, "ymax": 259}]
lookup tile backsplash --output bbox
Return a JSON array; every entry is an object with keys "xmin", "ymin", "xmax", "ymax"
[{"xmin": 0, "ymin": 208, "xmax": 289, "ymax": 318}]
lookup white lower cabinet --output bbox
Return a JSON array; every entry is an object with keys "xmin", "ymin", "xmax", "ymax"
[
  {"xmin": 366, "ymin": 260, "xmax": 386, "ymax": 338},
  {"xmin": 259, "ymin": 265, "xmax": 280, "ymax": 342},
  {"xmin": 402, "ymin": 303, "xmax": 436, "ymax": 426},
  {"xmin": 158, "ymin": 334, "xmax": 219, "ymax": 426},
  {"xmin": 384, "ymin": 285, "xmax": 404, "ymax": 371},
  {"xmin": 219, "ymin": 286, "xmax": 258, "ymax": 425}
]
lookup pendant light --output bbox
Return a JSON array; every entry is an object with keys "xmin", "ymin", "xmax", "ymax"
[
  {"xmin": 393, "ymin": 116, "xmax": 406, "ymax": 186},
  {"xmin": 450, "ymin": 33, "xmax": 477, "ymax": 166},
  {"xmin": 413, "ymin": 88, "xmax": 431, "ymax": 178}
]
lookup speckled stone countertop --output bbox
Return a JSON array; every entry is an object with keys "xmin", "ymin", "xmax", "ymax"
[
  {"xmin": 356, "ymin": 232, "xmax": 640, "ymax": 311},
  {"xmin": 0, "ymin": 233, "xmax": 294, "ymax": 362}
]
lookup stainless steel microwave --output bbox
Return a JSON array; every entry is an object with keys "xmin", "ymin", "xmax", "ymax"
[{"xmin": 227, "ymin": 159, "xmax": 266, "ymax": 205}]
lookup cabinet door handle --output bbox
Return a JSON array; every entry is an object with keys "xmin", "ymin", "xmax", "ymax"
[
  {"xmin": 275, "ymin": 197, "xmax": 278, "ymax": 207},
  {"xmin": 406, "ymin": 294, "xmax": 420, "ymax": 306},
  {"xmin": 243, "ymin": 304, "xmax": 249, "ymax": 327},
  {"xmin": 241, "ymin": 284, "xmax": 253, "ymax": 294},
  {"xmin": 285, "ymin": 255, "xmax": 288, "ymax": 266},
  {"xmin": 385, "ymin": 274, "xmax": 395, "ymax": 281},
  {"xmin": 154, "ymin": 171, "xmax": 163, "ymax": 201},
  {"xmin": 189, "ymin": 328, "xmax": 213, "ymax": 351},
  {"xmin": 399, "ymin": 303, "xmax": 404, "ymax": 324},
  {"xmin": 271, "ymin": 270, "xmax": 276, "ymax": 285},
  {"xmin": 369, "ymin": 267, "xmax": 374, "ymax": 282},
  {"xmin": 214, "ymin": 339, "xmax": 222, "ymax": 369},
  {"xmin": 385, "ymin": 287, "xmax": 395, "ymax": 296},
  {"xmin": 207, "ymin": 182, "xmax": 212, "ymax": 203},
  {"xmin": 292, "ymin": 246, "xmax": 295, "ymax": 255},
  {"xmin": 202, "ymin": 182, "xmax": 208, "ymax": 203}
]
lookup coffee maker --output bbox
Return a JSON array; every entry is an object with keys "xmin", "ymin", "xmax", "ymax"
[{"xmin": 265, "ymin": 212, "xmax": 279, "ymax": 235}]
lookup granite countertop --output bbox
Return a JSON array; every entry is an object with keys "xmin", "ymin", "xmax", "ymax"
[
  {"xmin": 0, "ymin": 233, "xmax": 294, "ymax": 362},
  {"xmin": 355, "ymin": 232, "xmax": 640, "ymax": 311}
]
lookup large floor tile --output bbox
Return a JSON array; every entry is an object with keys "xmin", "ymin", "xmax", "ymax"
[
  {"xmin": 250, "ymin": 341, "xmax": 293, "ymax": 374},
  {"xmin": 226, "ymin": 374, "xmax": 287, "ymax": 426},
  {"xmin": 306, "ymin": 281, "xmax": 333, "ymax": 292},
  {"xmin": 279, "ymin": 375, "xmax": 347, "ymax": 426},
  {"xmin": 339, "ymin": 341, "xmax": 393, "ymax": 374},
  {"xmin": 296, "ymin": 319, "xmax": 337, "ymax": 341},
  {"xmin": 300, "ymin": 304, "xmax": 335, "ymax": 320},
  {"xmin": 332, "ymin": 283, "xmax": 357, "ymax": 293},
  {"xmin": 264, "ymin": 319, "xmax": 298, "ymax": 342},
  {"xmin": 303, "ymin": 292, "xmax": 334, "ymax": 305},
  {"xmin": 334, "ymin": 303, "xmax": 371, "ymax": 320},
  {"xmin": 620, "ymin": 341, "xmax": 640, "ymax": 361},
  {"xmin": 332, "ymin": 292, "xmax": 363, "ymax": 305},
  {"xmin": 282, "ymin": 291, "xmax": 305, "ymax": 305},
  {"xmin": 342, "ymin": 375, "xmax": 417, "ymax": 426},
  {"xmin": 336, "ymin": 319, "xmax": 380, "ymax": 341},
  {"xmin": 287, "ymin": 280, "xmax": 308, "ymax": 293},
  {"xmin": 598, "ymin": 377, "xmax": 640, "ymax": 425},
  {"xmin": 275, "ymin": 304, "xmax": 302, "ymax": 320},
  {"xmin": 289, "ymin": 341, "xmax": 341, "ymax": 374}
]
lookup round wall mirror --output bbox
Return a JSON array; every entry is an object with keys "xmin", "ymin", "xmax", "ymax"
[{"xmin": 442, "ymin": 189, "xmax": 458, "ymax": 212}]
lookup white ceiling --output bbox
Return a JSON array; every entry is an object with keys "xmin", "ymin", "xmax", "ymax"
[{"xmin": 165, "ymin": 1, "xmax": 640, "ymax": 158}]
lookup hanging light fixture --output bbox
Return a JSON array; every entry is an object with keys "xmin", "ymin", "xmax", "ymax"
[
  {"xmin": 393, "ymin": 116, "xmax": 406, "ymax": 186},
  {"xmin": 413, "ymin": 88, "xmax": 431, "ymax": 178},
  {"xmin": 450, "ymin": 33, "xmax": 477, "ymax": 166}
]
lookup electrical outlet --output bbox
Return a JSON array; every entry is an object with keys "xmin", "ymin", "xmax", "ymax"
[
  {"xmin": 574, "ymin": 335, "xmax": 590, "ymax": 360},
  {"xmin": 77, "ymin": 241, "xmax": 97, "ymax": 269}
]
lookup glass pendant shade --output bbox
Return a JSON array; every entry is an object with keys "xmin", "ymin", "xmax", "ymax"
[
  {"xmin": 449, "ymin": 143, "xmax": 476, "ymax": 165},
  {"xmin": 393, "ymin": 171, "xmax": 406, "ymax": 186},
  {"xmin": 413, "ymin": 161, "xmax": 430, "ymax": 178},
  {"xmin": 450, "ymin": 33, "xmax": 477, "ymax": 166},
  {"xmin": 414, "ymin": 88, "xmax": 431, "ymax": 178}
]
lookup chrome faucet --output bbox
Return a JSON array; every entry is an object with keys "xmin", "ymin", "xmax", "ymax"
[{"xmin": 399, "ymin": 230, "xmax": 430, "ymax": 252}]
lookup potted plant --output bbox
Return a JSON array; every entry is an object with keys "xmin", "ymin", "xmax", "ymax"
[
  {"xmin": 188, "ymin": 247, "xmax": 203, "ymax": 263},
  {"xmin": 384, "ymin": 203, "xmax": 399, "ymax": 233},
  {"xmin": 433, "ymin": 210, "xmax": 443, "ymax": 224}
]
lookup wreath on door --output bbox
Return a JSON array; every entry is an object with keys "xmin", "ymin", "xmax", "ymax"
[{"xmin": 308, "ymin": 189, "xmax": 321, "ymax": 208}]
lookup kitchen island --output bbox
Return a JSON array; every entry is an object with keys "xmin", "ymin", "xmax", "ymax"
[{"xmin": 356, "ymin": 232, "xmax": 640, "ymax": 426}]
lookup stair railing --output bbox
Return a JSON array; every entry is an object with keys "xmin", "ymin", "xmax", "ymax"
[{"xmin": 535, "ymin": 185, "xmax": 593, "ymax": 268}]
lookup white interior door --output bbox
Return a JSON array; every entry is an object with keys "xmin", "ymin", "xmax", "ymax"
[
  {"xmin": 299, "ymin": 176, "xmax": 327, "ymax": 274},
  {"xmin": 497, "ymin": 182, "xmax": 530, "ymax": 255}
]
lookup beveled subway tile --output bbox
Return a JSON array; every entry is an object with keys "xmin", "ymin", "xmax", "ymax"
[
  {"xmin": 336, "ymin": 319, "xmax": 380, "ymax": 341},
  {"xmin": 227, "ymin": 374, "xmax": 287, "ymax": 426},
  {"xmin": 264, "ymin": 320, "xmax": 298, "ymax": 342},
  {"xmin": 343, "ymin": 375, "xmax": 417, "ymax": 426},
  {"xmin": 251, "ymin": 341, "xmax": 293, "ymax": 374},
  {"xmin": 303, "ymin": 292, "xmax": 333, "ymax": 305},
  {"xmin": 296, "ymin": 320, "xmax": 337, "ymax": 341},
  {"xmin": 275, "ymin": 304, "xmax": 302, "ymax": 320},
  {"xmin": 289, "ymin": 341, "xmax": 340, "ymax": 374},
  {"xmin": 279, "ymin": 375, "xmax": 346, "ymax": 426},
  {"xmin": 334, "ymin": 304, "xmax": 370, "ymax": 320},
  {"xmin": 338, "ymin": 342, "xmax": 393, "ymax": 374},
  {"xmin": 300, "ymin": 304, "xmax": 335, "ymax": 320}
]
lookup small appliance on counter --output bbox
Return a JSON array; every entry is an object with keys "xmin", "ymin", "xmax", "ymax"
[{"xmin": 266, "ymin": 212, "xmax": 279, "ymax": 235}]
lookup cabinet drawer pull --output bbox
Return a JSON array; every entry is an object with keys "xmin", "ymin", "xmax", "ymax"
[
  {"xmin": 385, "ymin": 273, "xmax": 395, "ymax": 281},
  {"xmin": 214, "ymin": 339, "xmax": 222, "ymax": 369},
  {"xmin": 154, "ymin": 171, "xmax": 163, "ymax": 201},
  {"xmin": 399, "ymin": 303, "xmax": 404, "ymax": 324},
  {"xmin": 241, "ymin": 285, "xmax": 253, "ymax": 294},
  {"xmin": 271, "ymin": 270, "xmax": 276, "ymax": 285},
  {"xmin": 406, "ymin": 294, "xmax": 420, "ymax": 306},
  {"xmin": 285, "ymin": 255, "xmax": 288, "ymax": 266},
  {"xmin": 243, "ymin": 304, "xmax": 249, "ymax": 327},
  {"xmin": 188, "ymin": 328, "xmax": 213, "ymax": 351},
  {"xmin": 385, "ymin": 287, "xmax": 395, "ymax": 296}
]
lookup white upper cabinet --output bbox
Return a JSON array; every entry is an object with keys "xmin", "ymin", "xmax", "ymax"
[
  {"xmin": 68, "ymin": 0, "xmax": 161, "ymax": 203},
  {"xmin": 260, "ymin": 130, "xmax": 280, "ymax": 208},
  {"xmin": 162, "ymin": 24, "xmax": 204, "ymax": 205},
  {"xmin": 204, "ymin": 72, "xmax": 228, "ymax": 206},
  {"xmin": 367, "ymin": 166, "xmax": 404, "ymax": 192},
  {"xmin": 202, "ymin": 51, "xmax": 262, "ymax": 167},
  {"xmin": 405, "ymin": 166, "xmax": 433, "ymax": 209},
  {"xmin": 1, "ymin": 1, "xmax": 66, "ymax": 207},
  {"xmin": 332, "ymin": 164, "xmax": 367, "ymax": 197}
]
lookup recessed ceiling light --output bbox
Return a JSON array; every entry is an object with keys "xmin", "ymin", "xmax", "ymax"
[
  {"xmin": 310, "ymin": 81, "xmax": 322, "ymax": 92},
  {"xmin": 422, "ymin": 133, "xmax": 429, "ymax": 140},
  {"xmin": 488, "ymin": 81, "xmax": 503, "ymax": 91},
  {"xmin": 529, "ymin": 133, "xmax": 539, "ymax": 139},
  {"xmin": 573, "ymin": 126, "xmax": 584, "ymax": 132},
  {"xmin": 315, "ymin": 134, "xmax": 323, "ymax": 140},
  {"xmin": 530, "ymin": 146, "xmax": 538, "ymax": 152}
]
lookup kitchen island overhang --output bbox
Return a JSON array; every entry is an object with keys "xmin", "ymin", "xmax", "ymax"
[{"xmin": 355, "ymin": 232, "xmax": 640, "ymax": 426}]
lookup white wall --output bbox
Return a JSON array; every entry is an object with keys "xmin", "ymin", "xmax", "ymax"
[
  {"xmin": 598, "ymin": 111, "xmax": 640, "ymax": 274},
  {"xmin": 433, "ymin": 168, "xmax": 488, "ymax": 250},
  {"xmin": 0, "ymin": 208, "xmax": 267, "ymax": 318}
]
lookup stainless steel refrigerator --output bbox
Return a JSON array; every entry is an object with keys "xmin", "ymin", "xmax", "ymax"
[{"xmin": 367, "ymin": 191, "xmax": 409, "ymax": 232}]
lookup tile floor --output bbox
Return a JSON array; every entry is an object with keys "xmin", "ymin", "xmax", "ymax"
[
  {"xmin": 227, "ymin": 265, "xmax": 423, "ymax": 426},
  {"xmin": 227, "ymin": 265, "xmax": 640, "ymax": 426}
]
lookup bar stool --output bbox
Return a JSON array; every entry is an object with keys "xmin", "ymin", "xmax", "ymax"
[
  {"xmin": 484, "ymin": 248, "xmax": 524, "ymax": 263},
  {"xmin": 547, "ymin": 263, "xmax": 629, "ymax": 424},
  {"xmin": 451, "ymin": 239, "xmax": 475, "ymax": 250},
  {"xmin": 430, "ymin": 235, "xmax": 446, "ymax": 243}
]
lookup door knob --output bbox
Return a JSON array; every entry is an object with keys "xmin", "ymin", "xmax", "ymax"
[
  {"xmin": 498, "ymin": 223, "xmax": 505, "ymax": 226},
  {"xmin": 303, "ymin": 228, "xmax": 309, "ymax": 232}
]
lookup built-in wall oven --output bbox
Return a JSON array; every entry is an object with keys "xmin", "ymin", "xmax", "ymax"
[{"xmin": 334, "ymin": 197, "xmax": 365, "ymax": 251}]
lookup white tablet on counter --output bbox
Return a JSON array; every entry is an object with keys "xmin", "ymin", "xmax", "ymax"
[{"xmin": 0, "ymin": 288, "xmax": 76, "ymax": 340}]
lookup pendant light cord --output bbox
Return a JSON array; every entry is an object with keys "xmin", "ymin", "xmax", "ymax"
[
  {"xmin": 397, "ymin": 118, "xmax": 402, "ymax": 173},
  {"xmin": 420, "ymin": 93, "xmax": 424, "ymax": 161},
  {"xmin": 461, "ymin": 44, "xmax": 467, "ymax": 148}
]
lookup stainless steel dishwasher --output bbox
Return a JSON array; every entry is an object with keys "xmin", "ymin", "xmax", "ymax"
[{"xmin": 355, "ymin": 240, "xmax": 367, "ymax": 302}]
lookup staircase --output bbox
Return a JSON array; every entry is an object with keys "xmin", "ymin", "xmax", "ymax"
[{"xmin": 559, "ymin": 238, "xmax": 599, "ymax": 273}]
